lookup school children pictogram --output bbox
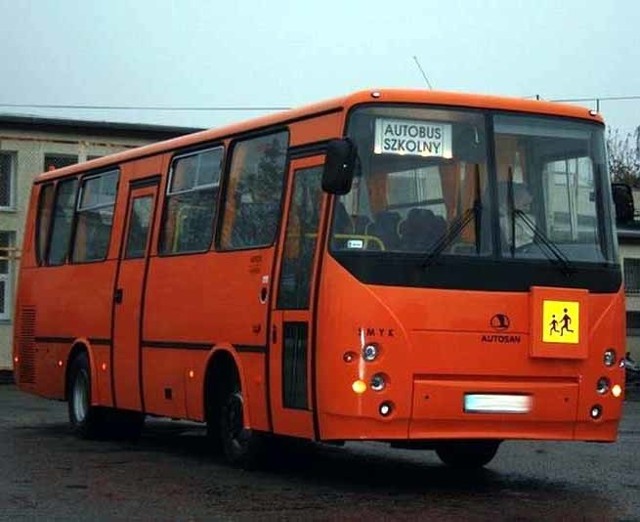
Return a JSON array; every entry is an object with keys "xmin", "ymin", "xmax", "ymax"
[{"xmin": 542, "ymin": 300, "xmax": 579, "ymax": 344}]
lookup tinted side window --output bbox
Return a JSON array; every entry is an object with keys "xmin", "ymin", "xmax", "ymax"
[
  {"xmin": 36, "ymin": 183, "xmax": 55, "ymax": 264},
  {"xmin": 72, "ymin": 170, "xmax": 119, "ymax": 262},
  {"xmin": 160, "ymin": 147, "xmax": 222, "ymax": 254},
  {"xmin": 220, "ymin": 131, "xmax": 288, "ymax": 250},
  {"xmin": 277, "ymin": 166, "xmax": 323, "ymax": 309},
  {"xmin": 125, "ymin": 196, "xmax": 153, "ymax": 259},
  {"xmin": 48, "ymin": 178, "xmax": 78, "ymax": 265}
]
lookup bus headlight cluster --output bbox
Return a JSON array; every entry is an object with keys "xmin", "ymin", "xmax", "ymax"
[
  {"xmin": 596, "ymin": 377, "xmax": 611, "ymax": 395},
  {"xmin": 370, "ymin": 373, "xmax": 387, "ymax": 391},
  {"xmin": 590, "ymin": 404, "xmax": 603, "ymax": 419},
  {"xmin": 362, "ymin": 343, "xmax": 379, "ymax": 362},
  {"xmin": 603, "ymin": 349, "xmax": 617, "ymax": 367},
  {"xmin": 379, "ymin": 401, "xmax": 394, "ymax": 417}
]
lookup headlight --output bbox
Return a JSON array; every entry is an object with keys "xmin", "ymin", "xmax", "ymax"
[
  {"xmin": 362, "ymin": 343, "xmax": 379, "ymax": 362},
  {"xmin": 603, "ymin": 349, "xmax": 617, "ymax": 367},
  {"xmin": 379, "ymin": 401, "xmax": 394, "ymax": 417},
  {"xmin": 596, "ymin": 377, "xmax": 611, "ymax": 395},
  {"xmin": 370, "ymin": 373, "xmax": 386, "ymax": 391}
]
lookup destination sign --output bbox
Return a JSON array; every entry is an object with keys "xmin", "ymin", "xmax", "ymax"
[{"xmin": 374, "ymin": 118, "xmax": 452, "ymax": 158}]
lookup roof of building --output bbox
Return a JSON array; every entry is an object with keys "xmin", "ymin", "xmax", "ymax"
[{"xmin": 0, "ymin": 113, "xmax": 203, "ymax": 140}]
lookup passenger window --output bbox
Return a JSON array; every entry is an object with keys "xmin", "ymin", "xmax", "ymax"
[
  {"xmin": 220, "ymin": 131, "xmax": 288, "ymax": 250},
  {"xmin": 160, "ymin": 147, "xmax": 222, "ymax": 254},
  {"xmin": 47, "ymin": 178, "xmax": 78, "ymax": 265},
  {"xmin": 72, "ymin": 170, "xmax": 119, "ymax": 262},
  {"xmin": 36, "ymin": 183, "xmax": 55, "ymax": 265},
  {"xmin": 125, "ymin": 196, "xmax": 153, "ymax": 259}
]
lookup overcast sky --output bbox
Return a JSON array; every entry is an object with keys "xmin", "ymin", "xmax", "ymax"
[{"xmin": 1, "ymin": 0, "xmax": 639, "ymax": 135}]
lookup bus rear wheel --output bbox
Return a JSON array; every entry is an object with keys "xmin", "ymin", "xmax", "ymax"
[
  {"xmin": 435, "ymin": 440, "xmax": 501, "ymax": 469},
  {"xmin": 219, "ymin": 386, "xmax": 263, "ymax": 468},
  {"xmin": 67, "ymin": 352, "xmax": 104, "ymax": 439}
]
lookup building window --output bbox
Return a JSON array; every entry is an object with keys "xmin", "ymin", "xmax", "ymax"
[
  {"xmin": 624, "ymin": 257, "xmax": 640, "ymax": 295},
  {"xmin": 0, "ymin": 152, "xmax": 16, "ymax": 210},
  {"xmin": 0, "ymin": 232, "xmax": 15, "ymax": 320},
  {"xmin": 44, "ymin": 154, "xmax": 77, "ymax": 172}
]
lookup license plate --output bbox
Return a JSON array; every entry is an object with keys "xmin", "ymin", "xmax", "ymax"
[{"xmin": 464, "ymin": 394, "xmax": 532, "ymax": 414}]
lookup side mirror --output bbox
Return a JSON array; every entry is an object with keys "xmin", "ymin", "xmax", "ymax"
[
  {"xmin": 322, "ymin": 138, "xmax": 357, "ymax": 195},
  {"xmin": 612, "ymin": 183, "xmax": 635, "ymax": 224}
]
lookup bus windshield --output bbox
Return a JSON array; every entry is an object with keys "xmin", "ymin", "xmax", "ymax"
[{"xmin": 331, "ymin": 105, "xmax": 616, "ymax": 266}]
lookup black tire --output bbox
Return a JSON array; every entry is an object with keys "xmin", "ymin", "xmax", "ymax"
[
  {"xmin": 219, "ymin": 385, "xmax": 264, "ymax": 468},
  {"xmin": 205, "ymin": 389, "xmax": 224, "ymax": 454},
  {"xmin": 67, "ymin": 352, "xmax": 104, "ymax": 439},
  {"xmin": 435, "ymin": 440, "xmax": 501, "ymax": 469}
]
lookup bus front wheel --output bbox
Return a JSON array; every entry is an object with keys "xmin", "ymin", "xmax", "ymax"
[
  {"xmin": 67, "ymin": 352, "xmax": 104, "ymax": 439},
  {"xmin": 435, "ymin": 440, "xmax": 501, "ymax": 469},
  {"xmin": 219, "ymin": 386, "xmax": 263, "ymax": 468}
]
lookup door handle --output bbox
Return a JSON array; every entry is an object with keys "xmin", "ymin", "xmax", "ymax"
[{"xmin": 114, "ymin": 288, "xmax": 123, "ymax": 304}]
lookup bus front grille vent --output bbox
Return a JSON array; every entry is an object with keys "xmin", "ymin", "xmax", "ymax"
[{"xmin": 17, "ymin": 306, "xmax": 36, "ymax": 384}]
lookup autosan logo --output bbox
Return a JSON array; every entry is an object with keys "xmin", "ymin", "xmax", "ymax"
[
  {"xmin": 482, "ymin": 314, "xmax": 521, "ymax": 344},
  {"xmin": 490, "ymin": 314, "xmax": 510, "ymax": 331}
]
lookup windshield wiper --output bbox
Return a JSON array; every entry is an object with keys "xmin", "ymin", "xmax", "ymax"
[
  {"xmin": 504, "ymin": 169, "xmax": 573, "ymax": 276},
  {"xmin": 513, "ymin": 209, "xmax": 575, "ymax": 276},
  {"xmin": 422, "ymin": 165, "xmax": 483, "ymax": 268}
]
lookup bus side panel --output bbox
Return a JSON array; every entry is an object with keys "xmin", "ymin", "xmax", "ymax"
[
  {"xmin": 315, "ymin": 257, "xmax": 413, "ymax": 440},
  {"xmin": 16, "ymin": 262, "xmax": 117, "ymax": 400},
  {"xmin": 288, "ymin": 111, "xmax": 345, "ymax": 146},
  {"xmin": 142, "ymin": 348, "xmax": 189, "ymax": 418},
  {"xmin": 142, "ymin": 250, "xmax": 272, "ymax": 429},
  {"xmin": 235, "ymin": 352, "xmax": 269, "ymax": 430}
]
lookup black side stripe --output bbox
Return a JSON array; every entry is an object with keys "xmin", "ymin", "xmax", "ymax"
[
  {"xmin": 35, "ymin": 336, "xmax": 75, "ymax": 344},
  {"xmin": 234, "ymin": 345, "xmax": 268, "ymax": 354},
  {"xmin": 35, "ymin": 336, "xmax": 111, "ymax": 346},
  {"xmin": 142, "ymin": 340, "xmax": 213, "ymax": 351}
]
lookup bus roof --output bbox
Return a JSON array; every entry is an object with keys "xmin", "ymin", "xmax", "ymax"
[{"xmin": 35, "ymin": 89, "xmax": 604, "ymax": 183}]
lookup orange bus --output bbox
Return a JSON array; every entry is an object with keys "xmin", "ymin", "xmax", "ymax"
[{"xmin": 13, "ymin": 89, "xmax": 625, "ymax": 468}]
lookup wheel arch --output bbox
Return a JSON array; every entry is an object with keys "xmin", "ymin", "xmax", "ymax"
[
  {"xmin": 64, "ymin": 338, "xmax": 98, "ymax": 403},
  {"xmin": 203, "ymin": 346, "xmax": 255, "ymax": 429}
]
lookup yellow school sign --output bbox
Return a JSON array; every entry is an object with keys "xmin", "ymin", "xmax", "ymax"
[{"xmin": 542, "ymin": 300, "xmax": 580, "ymax": 344}]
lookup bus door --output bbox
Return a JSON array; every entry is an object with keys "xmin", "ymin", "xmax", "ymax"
[
  {"xmin": 270, "ymin": 156, "xmax": 327, "ymax": 437},
  {"xmin": 112, "ymin": 177, "xmax": 160, "ymax": 411}
]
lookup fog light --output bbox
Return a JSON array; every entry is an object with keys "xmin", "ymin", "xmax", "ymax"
[
  {"xmin": 596, "ymin": 377, "xmax": 611, "ymax": 395},
  {"xmin": 370, "ymin": 373, "xmax": 386, "ymax": 391},
  {"xmin": 612, "ymin": 384, "xmax": 622, "ymax": 398},
  {"xmin": 352, "ymin": 380, "xmax": 367, "ymax": 394},
  {"xmin": 362, "ymin": 343, "xmax": 379, "ymax": 362},
  {"xmin": 603, "ymin": 349, "xmax": 617, "ymax": 367},
  {"xmin": 590, "ymin": 404, "xmax": 602, "ymax": 419},
  {"xmin": 379, "ymin": 401, "xmax": 393, "ymax": 417}
]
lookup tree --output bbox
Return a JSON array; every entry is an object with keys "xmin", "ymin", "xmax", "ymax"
[{"xmin": 607, "ymin": 127, "xmax": 640, "ymax": 187}]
